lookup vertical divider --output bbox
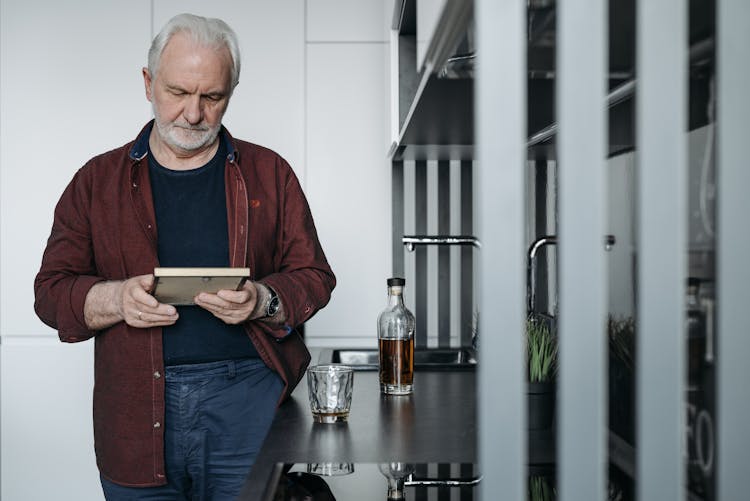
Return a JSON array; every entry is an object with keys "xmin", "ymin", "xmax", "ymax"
[
  {"xmin": 534, "ymin": 157, "xmax": 549, "ymax": 314},
  {"xmin": 392, "ymin": 159, "xmax": 405, "ymax": 278},
  {"xmin": 557, "ymin": 0, "xmax": 608, "ymax": 500},
  {"xmin": 636, "ymin": 1, "xmax": 687, "ymax": 500},
  {"xmin": 460, "ymin": 160, "xmax": 474, "ymax": 347},
  {"xmin": 415, "ymin": 160, "xmax": 428, "ymax": 349},
  {"xmin": 717, "ymin": 1, "xmax": 750, "ymax": 499},
  {"xmin": 476, "ymin": 1, "xmax": 527, "ymax": 500},
  {"xmin": 438, "ymin": 160, "xmax": 451, "ymax": 347}
]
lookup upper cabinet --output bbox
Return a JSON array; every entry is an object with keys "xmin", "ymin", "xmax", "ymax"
[
  {"xmin": 390, "ymin": 0, "xmax": 715, "ymax": 163},
  {"xmin": 389, "ymin": 0, "xmax": 473, "ymax": 161}
]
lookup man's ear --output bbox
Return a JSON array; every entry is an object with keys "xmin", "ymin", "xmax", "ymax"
[{"xmin": 142, "ymin": 68, "xmax": 153, "ymax": 102}]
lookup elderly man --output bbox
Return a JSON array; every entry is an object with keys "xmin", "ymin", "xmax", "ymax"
[{"xmin": 34, "ymin": 13, "xmax": 335, "ymax": 500}]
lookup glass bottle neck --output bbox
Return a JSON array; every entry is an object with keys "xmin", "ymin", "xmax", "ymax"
[{"xmin": 387, "ymin": 286, "xmax": 405, "ymax": 305}]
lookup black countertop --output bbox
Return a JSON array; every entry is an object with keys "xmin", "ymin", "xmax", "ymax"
[
  {"xmin": 238, "ymin": 370, "xmax": 477, "ymax": 500},
  {"xmin": 239, "ymin": 361, "xmax": 557, "ymax": 500}
]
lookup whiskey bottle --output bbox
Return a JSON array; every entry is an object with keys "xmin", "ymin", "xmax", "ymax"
[{"xmin": 377, "ymin": 277, "xmax": 415, "ymax": 395}]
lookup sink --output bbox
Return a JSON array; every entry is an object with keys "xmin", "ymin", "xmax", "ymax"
[{"xmin": 318, "ymin": 347, "xmax": 477, "ymax": 371}]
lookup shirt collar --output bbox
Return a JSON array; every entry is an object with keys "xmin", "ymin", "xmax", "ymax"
[{"xmin": 128, "ymin": 120, "xmax": 237, "ymax": 162}]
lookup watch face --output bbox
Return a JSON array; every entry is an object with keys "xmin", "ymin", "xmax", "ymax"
[{"xmin": 267, "ymin": 295, "xmax": 280, "ymax": 316}]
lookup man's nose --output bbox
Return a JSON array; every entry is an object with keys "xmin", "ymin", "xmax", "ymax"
[{"xmin": 183, "ymin": 95, "xmax": 203, "ymax": 125}]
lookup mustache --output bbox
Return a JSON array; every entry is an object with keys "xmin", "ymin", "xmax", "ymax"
[{"xmin": 170, "ymin": 123, "xmax": 210, "ymax": 132}]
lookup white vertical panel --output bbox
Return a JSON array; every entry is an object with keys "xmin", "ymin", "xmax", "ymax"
[
  {"xmin": 476, "ymin": 1, "xmax": 526, "ymax": 500},
  {"xmin": 636, "ymin": 0, "xmax": 687, "ymax": 499},
  {"xmin": 426, "ymin": 160, "xmax": 438, "ymax": 348},
  {"xmin": 0, "ymin": 0, "xmax": 152, "ymax": 337},
  {"xmin": 390, "ymin": 26, "xmax": 401, "ymax": 143},
  {"xmin": 404, "ymin": 161, "xmax": 417, "ymax": 316},
  {"xmin": 607, "ymin": 153, "xmax": 637, "ymax": 318},
  {"xmin": 306, "ymin": 0, "xmax": 390, "ymax": 42},
  {"xmin": 546, "ymin": 161, "xmax": 559, "ymax": 315},
  {"xmin": 557, "ymin": 1, "xmax": 608, "ymax": 500},
  {"xmin": 450, "ymin": 160, "xmax": 462, "ymax": 345},
  {"xmin": 304, "ymin": 42, "xmax": 390, "ymax": 345},
  {"xmin": 717, "ymin": 1, "xmax": 750, "ymax": 499},
  {"xmin": 1, "ymin": 340, "xmax": 100, "ymax": 500},
  {"xmin": 301, "ymin": 0, "xmax": 391, "ymax": 346}
]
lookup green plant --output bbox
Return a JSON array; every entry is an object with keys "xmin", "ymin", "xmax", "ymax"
[
  {"xmin": 526, "ymin": 317, "xmax": 558, "ymax": 383},
  {"xmin": 608, "ymin": 315, "xmax": 635, "ymax": 370},
  {"xmin": 529, "ymin": 475, "xmax": 556, "ymax": 500}
]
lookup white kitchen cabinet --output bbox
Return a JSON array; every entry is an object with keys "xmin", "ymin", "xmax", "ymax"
[
  {"xmin": 0, "ymin": 0, "xmax": 151, "ymax": 338},
  {"xmin": 303, "ymin": 41, "xmax": 391, "ymax": 347},
  {"xmin": 300, "ymin": 0, "xmax": 391, "ymax": 347},
  {"xmin": 1, "ymin": 339, "xmax": 100, "ymax": 500},
  {"xmin": 306, "ymin": 0, "xmax": 391, "ymax": 42},
  {"xmin": 1, "ymin": 1, "xmax": 147, "ymax": 497}
]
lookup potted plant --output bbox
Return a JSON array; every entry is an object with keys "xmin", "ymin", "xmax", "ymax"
[
  {"xmin": 526, "ymin": 315, "xmax": 558, "ymax": 429},
  {"xmin": 529, "ymin": 474, "xmax": 556, "ymax": 501},
  {"xmin": 608, "ymin": 315, "xmax": 635, "ymax": 443}
]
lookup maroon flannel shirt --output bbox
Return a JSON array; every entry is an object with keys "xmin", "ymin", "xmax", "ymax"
[{"xmin": 34, "ymin": 121, "xmax": 336, "ymax": 487}]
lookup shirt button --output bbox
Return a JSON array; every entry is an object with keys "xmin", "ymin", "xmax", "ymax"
[
  {"xmin": 153, "ymin": 371, "xmax": 161, "ymax": 379},
  {"xmin": 154, "ymin": 422, "xmax": 161, "ymax": 428}
]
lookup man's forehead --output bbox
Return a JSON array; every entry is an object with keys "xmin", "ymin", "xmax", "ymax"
[
  {"xmin": 160, "ymin": 32, "xmax": 232, "ymax": 66},
  {"xmin": 155, "ymin": 36, "xmax": 232, "ymax": 86}
]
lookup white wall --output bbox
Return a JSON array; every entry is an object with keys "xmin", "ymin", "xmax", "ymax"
[
  {"xmin": 1, "ymin": 2, "xmax": 152, "ymax": 499},
  {"xmin": 303, "ymin": 0, "xmax": 393, "ymax": 347},
  {"xmin": 607, "ymin": 152, "xmax": 636, "ymax": 318},
  {"xmin": 0, "ymin": 1, "xmax": 391, "ymax": 498}
]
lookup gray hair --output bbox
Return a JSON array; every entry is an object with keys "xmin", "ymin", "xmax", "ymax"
[{"xmin": 148, "ymin": 13, "xmax": 241, "ymax": 89}]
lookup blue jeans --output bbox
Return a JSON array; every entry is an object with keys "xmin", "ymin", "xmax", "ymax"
[{"xmin": 101, "ymin": 358, "xmax": 283, "ymax": 500}]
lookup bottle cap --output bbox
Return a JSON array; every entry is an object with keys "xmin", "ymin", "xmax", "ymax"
[{"xmin": 387, "ymin": 277, "xmax": 406, "ymax": 286}]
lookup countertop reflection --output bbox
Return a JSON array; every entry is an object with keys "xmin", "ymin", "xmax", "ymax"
[{"xmin": 270, "ymin": 462, "xmax": 480, "ymax": 501}]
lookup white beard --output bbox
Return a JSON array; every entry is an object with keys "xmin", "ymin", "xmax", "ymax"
[{"xmin": 152, "ymin": 104, "xmax": 221, "ymax": 152}]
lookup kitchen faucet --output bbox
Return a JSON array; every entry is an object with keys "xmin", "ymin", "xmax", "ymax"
[
  {"xmin": 402, "ymin": 235, "xmax": 481, "ymax": 252},
  {"xmin": 401, "ymin": 234, "xmax": 481, "ymax": 350},
  {"xmin": 527, "ymin": 234, "xmax": 616, "ymax": 314}
]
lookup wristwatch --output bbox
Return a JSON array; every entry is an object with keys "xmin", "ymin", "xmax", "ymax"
[{"xmin": 265, "ymin": 286, "xmax": 280, "ymax": 318}]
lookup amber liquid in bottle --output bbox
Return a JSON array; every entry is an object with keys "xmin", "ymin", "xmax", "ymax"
[
  {"xmin": 378, "ymin": 338, "xmax": 414, "ymax": 391},
  {"xmin": 378, "ymin": 278, "xmax": 415, "ymax": 395}
]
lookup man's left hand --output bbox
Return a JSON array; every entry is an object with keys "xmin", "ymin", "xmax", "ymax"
[{"xmin": 194, "ymin": 281, "xmax": 260, "ymax": 325}]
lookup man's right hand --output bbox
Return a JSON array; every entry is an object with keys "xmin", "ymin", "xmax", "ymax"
[{"xmin": 84, "ymin": 274, "xmax": 179, "ymax": 330}]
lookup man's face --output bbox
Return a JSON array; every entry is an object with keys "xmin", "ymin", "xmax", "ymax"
[{"xmin": 144, "ymin": 32, "xmax": 233, "ymax": 155}]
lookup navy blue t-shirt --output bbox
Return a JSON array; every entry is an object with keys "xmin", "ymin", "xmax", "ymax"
[{"xmin": 149, "ymin": 139, "xmax": 258, "ymax": 365}]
